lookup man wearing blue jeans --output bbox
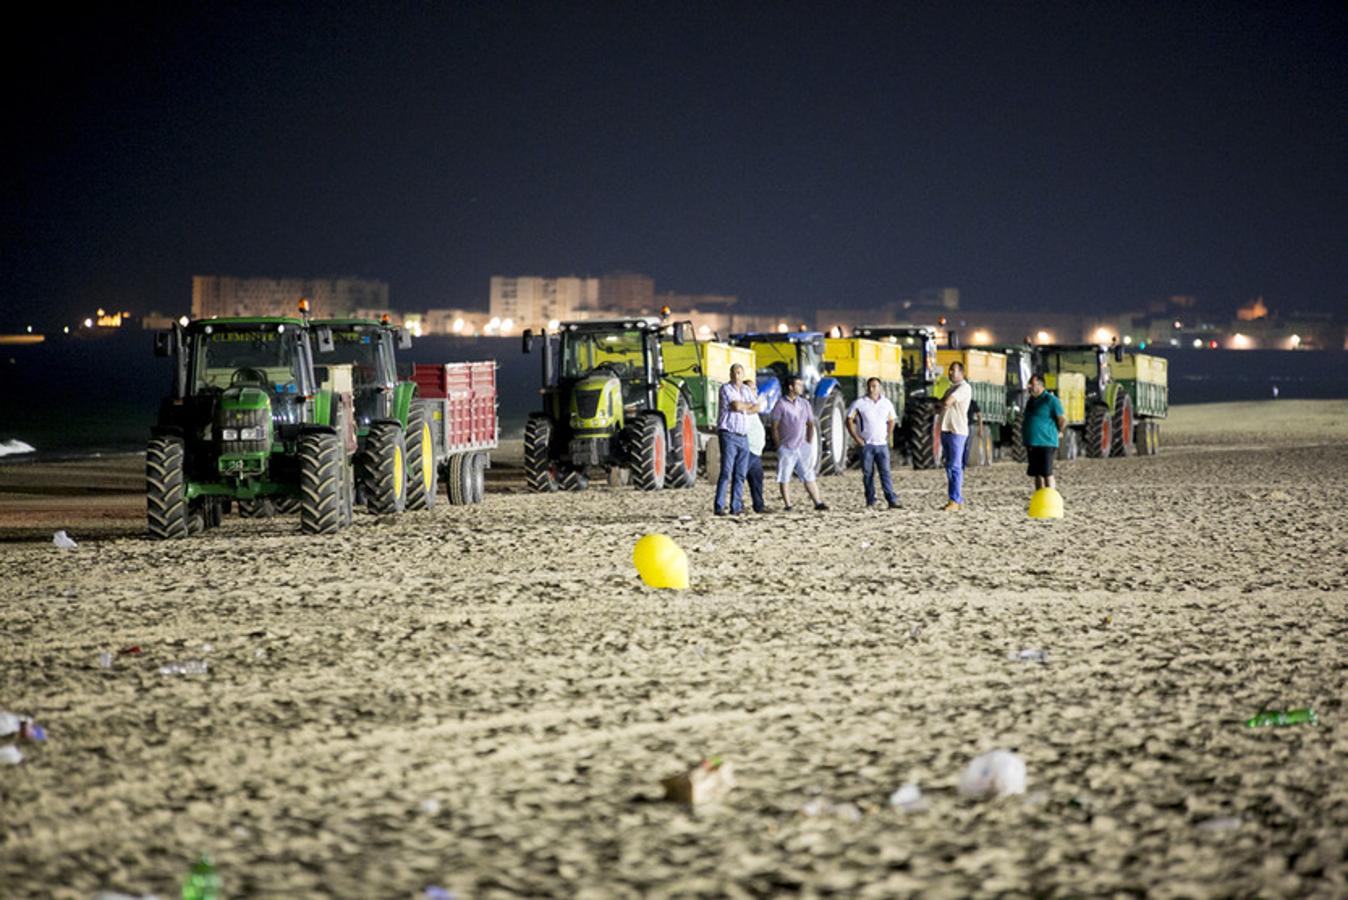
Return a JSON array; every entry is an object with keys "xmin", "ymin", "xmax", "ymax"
[
  {"xmin": 846, "ymin": 377, "xmax": 901, "ymax": 509},
  {"xmin": 714, "ymin": 363, "xmax": 760, "ymax": 515},
  {"xmin": 939, "ymin": 361, "xmax": 972, "ymax": 511}
]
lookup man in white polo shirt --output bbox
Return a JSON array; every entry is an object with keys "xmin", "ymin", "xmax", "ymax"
[
  {"xmin": 846, "ymin": 377, "xmax": 901, "ymax": 509},
  {"xmin": 939, "ymin": 361, "xmax": 972, "ymax": 511}
]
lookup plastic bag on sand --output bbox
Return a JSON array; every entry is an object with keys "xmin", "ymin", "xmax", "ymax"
[
  {"xmin": 889, "ymin": 783, "xmax": 927, "ymax": 812},
  {"xmin": 53, "ymin": 530, "xmax": 77, "ymax": 549},
  {"xmin": 0, "ymin": 745, "xmax": 22, "ymax": 765},
  {"xmin": 958, "ymin": 750, "xmax": 1027, "ymax": 799}
]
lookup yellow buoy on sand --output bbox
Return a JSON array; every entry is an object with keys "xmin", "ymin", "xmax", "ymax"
[
  {"xmin": 633, "ymin": 533, "xmax": 689, "ymax": 589},
  {"xmin": 1028, "ymin": 487, "xmax": 1063, "ymax": 520}
]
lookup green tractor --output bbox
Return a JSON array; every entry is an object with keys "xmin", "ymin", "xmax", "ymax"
[
  {"xmin": 520, "ymin": 317, "xmax": 699, "ymax": 491},
  {"xmin": 985, "ymin": 343, "xmax": 1039, "ymax": 463},
  {"xmin": 148, "ymin": 313, "xmax": 356, "ymax": 538},
  {"xmin": 313, "ymin": 316, "xmax": 438, "ymax": 513},
  {"xmin": 1036, "ymin": 343, "xmax": 1133, "ymax": 458},
  {"xmin": 853, "ymin": 325, "xmax": 943, "ymax": 468}
]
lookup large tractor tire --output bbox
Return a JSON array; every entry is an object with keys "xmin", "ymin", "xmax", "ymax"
[
  {"xmin": 405, "ymin": 403, "xmax": 438, "ymax": 511},
  {"xmin": 906, "ymin": 400, "xmax": 943, "ymax": 470},
  {"xmin": 147, "ymin": 436, "xmax": 189, "ymax": 540},
  {"xmin": 1110, "ymin": 392, "xmax": 1135, "ymax": 457},
  {"xmin": 1009, "ymin": 411, "xmax": 1028, "ymax": 463},
  {"xmin": 524, "ymin": 414, "xmax": 560, "ymax": 492},
  {"xmin": 667, "ymin": 400, "xmax": 698, "ymax": 489},
  {"xmin": 1135, "ymin": 419, "xmax": 1161, "ymax": 456},
  {"xmin": 238, "ymin": 498, "xmax": 276, "ymax": 518},
  {"xmin": 701, "ymin": 432, "xmax": 720, "ymax": 479},
  {"xmin": 298, "ymin": 431, "xmax": 344, "ymax": 534},
  {"xmin": 560, "ymin": 467, "xmax": 590, "ymax": 492},
  {"xmin": 816, "ymin": 392, "xmax": 847, "ymax": 476},
  {"xmin": 273, "ymin": 497, "xmax": 300, "ymax": 515},
  {"xmin": 629, "ymin": 414, "xmax": 667, "ymax": 491},
  {"xmin": 1084, "ymin": 404, "xmax": 1112, "ymax": 458},
  {"xmin": 362, "ymin": 422, "xmax": 407, "ymax": 514}
]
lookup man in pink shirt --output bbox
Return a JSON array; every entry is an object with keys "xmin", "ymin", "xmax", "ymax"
[{"xmin": 770, "ymin": 376, "xmax": 827, "ymax": 511}]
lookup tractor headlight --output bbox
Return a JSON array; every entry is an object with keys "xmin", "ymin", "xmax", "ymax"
[
  {"xmin": 220, "ymin": 428, "xmax": 239, "ymax": 441},
  {"xmin": 238, "ymin": 426, "xmax": 267, "ymax": 441}
]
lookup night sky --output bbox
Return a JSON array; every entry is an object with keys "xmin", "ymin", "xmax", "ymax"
[{"xmin": 2, "ymin": 1, "xmax": 1344, "ymax": 328}]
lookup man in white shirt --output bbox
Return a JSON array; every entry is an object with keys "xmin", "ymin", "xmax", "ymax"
[
  {"xmin": 939, "ymin": 361, "xmax": 972, "ymax": 511},
  {"xmin": 745, "ymin": 411, "xmax": 768, "ymax": 514},
  {"xmin": 846, "ymin": 377, "xmax": 901, "ymax": 509}
]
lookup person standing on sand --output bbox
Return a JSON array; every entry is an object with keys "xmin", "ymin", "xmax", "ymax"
[
  {"xmin": 1023, "ymin": 373, "xmax": 1066, "ymax": 491},
  {"xmin": 938, "ymin": 361, "xmax": 972, "ymax": 511},
  {"xmin": 745, "ymin": 410, "xmax": 768, "ymax": 514},
  {"xmin": 846, "ymin": 377, "xmax": 901, "ymax": 509},
  {"xmin": 771, "ymin": 375, "xmax": 827, "ymax": 511},
  {"xmin": 714, "ymin": 363, "xmax": 759, "ymax": 516}
]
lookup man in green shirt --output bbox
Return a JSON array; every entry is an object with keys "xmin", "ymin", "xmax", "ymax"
[{"xmin": 1023, "ymin": 373, "xmax": 1067, "ymax": 490}]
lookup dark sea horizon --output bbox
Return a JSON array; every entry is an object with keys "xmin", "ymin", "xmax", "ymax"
[{"xmin": 3, "ymin": 330, "xmax": 1347, "ymax": 462}]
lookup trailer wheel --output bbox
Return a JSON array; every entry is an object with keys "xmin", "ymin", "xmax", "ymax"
[
  {"xmin": 524, "ymin": 414, "xmax": 560, "ymax": 492},
  {"xmin": 1110, "ymin": 392, "xmax": 1135, "ymax": 457},
  {"xmin": 238, "ymin": 498, "xmax": 276, "ymax": 518},
  {"xmin": 907, "ymin": 400, "xmax": 943, "ymax": 470},
  {"xmin": 700, "ymin": 432, "xmax": 720, "ymax": 479},
  {"xmin": 470, "ymin": 452, "xmax": 487, "ymax": 503},
  {"xmin": 630, "ymin": 414, "xmax": 667, "ymax": 491},
  {"xmin": 405, "ymin": 404, "xmax": 437, "ymax": 511},
  {"xmin": 299, "ymin": 431, "xmax": 344, "ymax": 535},
  {"xmin": 1009, "ymin": 411, "xmax": 1028, "ymax": 463},
  {"xmin": 362, "ymin": 422, "xmax": 407, "ymax": 514},
  {"xmin": 1085, "ymin": 404, "xmax": 1111, "ymax": 458},
  {"xmin": 667, "ymin": 400, "xmax": 697, "ymax": 488},
  {"xmin": 147, "ymin": 436, "xmax": 190, "ymax": 540}
]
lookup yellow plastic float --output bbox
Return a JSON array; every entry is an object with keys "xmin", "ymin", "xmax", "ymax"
[
  {"xmin": 1028, "ymin": 487, "xmax": 1063, "ymax": 520},
  {"xmin": 633, "ymin": 533, "xmax": 689, "ymax": 589}
]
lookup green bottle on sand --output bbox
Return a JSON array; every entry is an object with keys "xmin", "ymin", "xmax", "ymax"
[
  {"xmin": 1244, "ymin": 708, "xmax": 1317, "ymax": 728},
  {"xmin": 183, "ymin": 855, "xmax": 221, "ymax": 900}
]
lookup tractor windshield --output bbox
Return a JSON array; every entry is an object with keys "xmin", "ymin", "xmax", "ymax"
[
  {"xmin": 560, "ymin": 329, "xmax": 651, "ymax": 381},
  {"xmin": 190, "ymin": 326, "xmax": 309, "ymax": 395},
  {"xmin": 324, "ymin": 328, "xmax": 395, "ymax": 388}
]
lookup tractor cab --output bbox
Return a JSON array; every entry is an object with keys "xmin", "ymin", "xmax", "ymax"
[
  {"xmin": 1036, "ymin": 343, "xmax": 1114, "ymax": 402},
  {"xmin": 312, "ymin": 317, "xmax": 412, "ymax": 431},
  {"xmin": 553, "ymin": 318, "xmax": 668, "ymax": 421},
  {"xmin": 728, "ymin": 331, "xmax": 828, "ymax": 414},
  {"xmin": 853, "ymin": 325, "xmax": 940, "ymax": 396}
]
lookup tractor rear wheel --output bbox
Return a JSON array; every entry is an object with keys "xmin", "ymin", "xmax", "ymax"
[
  {"xmin": 1110, "ymin": 392, "xmax": 1135, "ymax": 457},
  {"xmin": 907, "ymin": 400, "xmax": 943, "ymax": 470},
  {"xmin": 239, "ymin": 498, "xmax": 276, "ymax": 518},
  {"xmin": 667, "ymin": 400, "xmax": 698, "ymax": 488},
  {"xmin": 299, "ymin": 431, "xmax": 344, "ymax": 534},
  {"xmin": 1085, "ymin": 404, "xmax": 1112, "ymax": 458},
  {"xmin": 362, "ymin": 422, "xmax": 407, "ymax": 514},
  {"xmin": 629, "ymin": 414, "xmax": 667, "ymax": 491},
  {"xmin": 816, "ymin": 392, "xmax": 847, "ymax": 476},
  {"xmin": 524, "ymin": 414, "xmax": 560, "ymax": 492},
  {"xmin": 405, "ymin": 403, "xmax": 437, "ymax": 510},
  {"xmin": 147, "ymin": 436, "xmax": 189, "ymax": 540},
  {"xmin": 274, "ymin": 497, "xmax": 300, "ymax": 515},
  {"xmin": 1009, "ymin": 411, "xmax": 1028, "ymax": 463},
  {"xmin": 560, "ymin": 467, "xmax": 589, "ymax": 491}
]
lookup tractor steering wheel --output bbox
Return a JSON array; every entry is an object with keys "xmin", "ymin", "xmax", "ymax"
[
  {"xmin": 595, "ymin": 361, "xmax": 630, "ymax": 378},
  {"xmin": 230, "ymin": 367, "xmax": 270, "ymax": 388}
]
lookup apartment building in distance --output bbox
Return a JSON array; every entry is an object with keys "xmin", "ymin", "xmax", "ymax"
[{"xmin": 191, "ymin": 276, "xmax": 389, "ymax": 319}]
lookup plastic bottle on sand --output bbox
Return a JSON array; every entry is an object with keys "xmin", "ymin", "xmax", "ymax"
[
  {"xmin": 182, "ymin": 856, "xmax": 221, "ymax": 900},
  {"xmin": 1244, "ymin": 708, "xmax": 1316, "ymax": 728}
]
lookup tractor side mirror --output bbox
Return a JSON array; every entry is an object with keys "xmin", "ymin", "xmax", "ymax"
[
  {"xmin": 673, "ymin": 324, "xmax": 687, "ymax": 346},
  {"xmin": 521, "ymin": 329, "xmax": 534, "ymax": 353},
  {"xmin": 947, "ymin": 330, "xmax": 961, "ymax": 350},
  {"xmin": 153, "ymin": 331, "xmax": 174, "ymax": 357},
  {"xmin": 1113, "ymin": 344, "xmax": 1125, "ymax": 362},
  {"xmin": 822, "ymin": 360, "xmax": 836, "ymax": 373},
  {"xmin": 314, "ymin": 326, "xmax": 335, "ymax": 354},
  {"xmin": 397, "ymin": 328, "xmax": 413, "ymax": 350},
  {"xmin": 812, "ymin": 336, "xmax": 825, "ymax": 353}
]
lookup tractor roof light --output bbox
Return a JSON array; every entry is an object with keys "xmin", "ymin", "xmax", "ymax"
[
  {"xmin": 380, "ymin": 313, "xmax": 391, "ymax": 325},
  {"xmin": 297, "ymin": 297, "xmax": 311, "ymax": 318}
]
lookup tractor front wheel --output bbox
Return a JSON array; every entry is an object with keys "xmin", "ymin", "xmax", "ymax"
[
  {"xmin": 1085, "ymin": 404, "xmax": 1112, "ymax": 458},
  {"xmin": 524, "ymin": 414, "xmax": 560, "ymax": 492},
  {"xmin": 147, "ymin": 436, "xmax": 189, "ymax": 540},
  {"xmin": 299, "ymin": 431, "xmax": 345, "ymax": 535},
  {"xmin": 907, "ymin": 400, "xmax": 943, "ymax": 470},
  {"xmin": 1009, "ymin": 411, "xmax": 1028, "ymax": 463},
  {"xmin": 405, "ymin": 403, "xmax": 438, "ymax": 510},
  {"xmin": 629, "ymin": 414, "xmax": 667, "ymax": 491},
  {"xmin": 1110, "ymin": 392, "xmax": 1135, "ymax": 457},
  {"xmin": 816, "ymin": 392, "xmax": 847, "ymax": 476},
  {"xmin": 560, "ymin": 467, "xmax": 590, "ymax": 492},
  {"xmin": 362, "ymin": 422, "xmax": 407, "ymax": 514},
  {"xmin": 238, "ymin": 498, "xmax": 276, "ymax": 518},
  {"xmin": 667, "ymin": 400, "xmax": 698, "ymax": 488}
]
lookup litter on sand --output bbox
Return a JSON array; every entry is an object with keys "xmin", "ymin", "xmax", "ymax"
[
  {"xmin": 889, "ymin": 783, "xmax": 928, "ymax": 812},
  {"xmin": 662, "ymin": 757, "xmax": 735, "ymax": 806},
  {"xmin": 958, "ymin": 750, "xmax": 1027, "ymax": 799},
  {"xmin": 52, "ymin": 530, "xmax": 78, "ymax": 549}
]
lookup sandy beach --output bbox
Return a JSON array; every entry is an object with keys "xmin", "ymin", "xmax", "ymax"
[{"xmin": 1, "ymin": 400, "xmax": 1346, "ymax": 898}]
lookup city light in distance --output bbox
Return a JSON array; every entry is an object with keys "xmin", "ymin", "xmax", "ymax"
[
  {"xmin": 179, "ymin": 316, "xmax": 190, "ymax": 327},
  {"xmin": 1035, "ymin": 330, "xmax": 1051, "ymax": 343},
  {"xmin": 1288, "ymin": 334, "xmax": 1301, "ymax": 348},
  {"xmin": 500, "ymin": 318, "xmax": 514, "ymax": 335},
  {"xmin": 698, "ymin": 324, "xmax": 711, "ymax": 336},
  {"xmin": 1230, "ymin": 333, "xmax": 1251, "ymax": 349},
  {"xmin": 1192, "ymin": 338, "xmax": 1203, "ymax": 348},
  {"xmin": 971, "ymin": 329, "xmax": 990, "ymax": 344},
  {"xmin": 452, "ymin": 317, "xmax": 465, "ymax": 333},
  {"xmin": 83, "ymin": 318, "xmax": 93, "ymax": 328},
  {"xmin": 546, "ymin": 319, "xmax": 559, "ymax": 332},
  {"xmin": 776, "ymin": 322, "xmax": 789, "ymax": 333},
  {"xmin": 1093, "ymin": 327, "xmax": 1113, "ymax": 342},
  {"xmin": 1122, "ymin": 335, "xmax": 1132, "ymax": 345}
]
